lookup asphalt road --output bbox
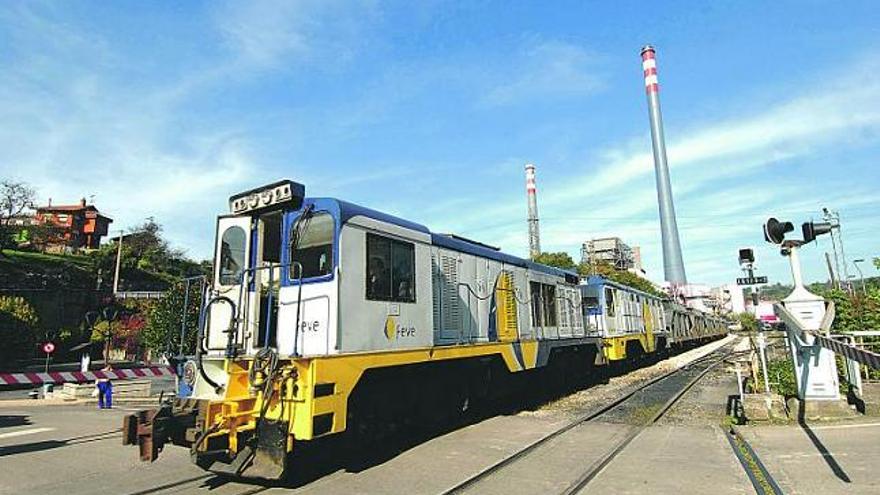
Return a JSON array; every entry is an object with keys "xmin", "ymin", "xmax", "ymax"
[{"xmin": 3, "ymin": 341, "xmax": 878, "ymax": 495}]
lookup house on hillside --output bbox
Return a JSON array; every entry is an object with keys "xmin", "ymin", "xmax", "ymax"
[{"xmin": 34, "ymin": 198, "xmax": 113, "ymax": 251}]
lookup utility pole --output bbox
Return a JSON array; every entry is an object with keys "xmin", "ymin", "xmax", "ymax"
[
  {"xmin": 113, "ymin": 230, "xmax": 124, "ymax": 295},
  {"xmin": 824, "ymin": 252, "xmax": 838, "ymax": 289},
  {"xmin": 853, "ymin": 259, "xmax": 867, "ymax": 296}
]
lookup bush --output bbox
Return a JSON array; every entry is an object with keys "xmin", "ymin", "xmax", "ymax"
[
  {"xmin": 142, "ymin": 282, "xmax": 203, "ymax": 356},
  {"xmin": 754, "ymin": 355, "xmax": 798, "ymax": 398},
  {"xmin": 0, "ymin": 296, "xmax": 40, "ymax": 367}
]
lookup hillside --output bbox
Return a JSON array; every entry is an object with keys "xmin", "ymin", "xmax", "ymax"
[{"xmin": 0, "ymin": 249, "xmax": 172, "ymax": 291}]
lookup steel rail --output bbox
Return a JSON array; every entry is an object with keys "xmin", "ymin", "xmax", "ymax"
[
  {"xmin": 724, "ymin": 426, "xmax": 784, "ymax": 495},
  {"xmin": 439, "ymin": 346, "xmax": 731, "ymax": 495},
  {"xmin": 561, "ymin": 348, "xmax": 732, "ymax": 494}
]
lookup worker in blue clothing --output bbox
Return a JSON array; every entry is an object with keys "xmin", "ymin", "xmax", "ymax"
[{"xmin": 96, "ymin": 364, "xmax": 113, "ymax": 409}]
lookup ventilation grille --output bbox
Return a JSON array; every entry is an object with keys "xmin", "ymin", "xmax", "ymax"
[{"xmin": 433, "ymin": 254, "xmax": 460, "ymax": 334}]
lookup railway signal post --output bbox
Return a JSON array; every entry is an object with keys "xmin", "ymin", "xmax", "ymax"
[{"xmin": 764, "ymin": 217, "xmax": 840, "ymax": 401}]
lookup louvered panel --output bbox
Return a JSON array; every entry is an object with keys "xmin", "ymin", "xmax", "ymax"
[{"xmin": 440, "ymin": 255, "xmax": 460, "ymax": 333}]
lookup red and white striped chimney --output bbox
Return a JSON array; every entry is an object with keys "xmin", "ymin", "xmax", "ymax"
[
  {"xmin": 525, "ymin": 163, "xmax": 541, "ymax": 258},
  {"xmin": 641, "ymin": 46, "xmax": 659, "ymax": 94},
  {"xmin": 640, "ymin": 44, "xmax": 687, "ymax": 285}
]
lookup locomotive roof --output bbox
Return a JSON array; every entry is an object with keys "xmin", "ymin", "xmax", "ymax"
[
  {"xmin": 582, "ymin": 275, "xmax": 666, "ymax": 301},
  {"xmin": 310, "ymin": 197, "xmax": 578, "ymax": 281}
]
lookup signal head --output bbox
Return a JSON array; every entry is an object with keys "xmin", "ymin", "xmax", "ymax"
[
  {"xmin": 763, "ymin": 217, "xmax": 794, "ymax": 245},
  {"xmin": 738, "ymin": 248, "xmax": 755, "ymax": 265},
  {"xmin": 802, "ymin": 221, "xmax": 833, "ymax": 244}
]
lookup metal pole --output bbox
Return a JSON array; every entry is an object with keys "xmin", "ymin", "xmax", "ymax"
[
  {"xmin": 179, "ymin": 279, "xmax": 191, "ymax": 356},
  {"xmin": 641, "ymin": 45, "xmax": 687, "ymax": 285},
  {"xmin": 824, "ymin": 252, "xmax": 838, "ymax": 289},
  {"xmin": 853, "ymin": 259, "xmax": 866, "ymax": 296},
  {"xmin": 758, "ymin": 333, "xmax": 770, "ymax": 394},
  {"xmin": 735, "ymin": 367, "xmax": 744, "ymax": 404},
  {"xmin": 833, "ymin": 211, "xmax": 853, "ymax": 293},
  {"xmin": 113, "ymin": 230, "xmax": 124, "ymax": 295}
]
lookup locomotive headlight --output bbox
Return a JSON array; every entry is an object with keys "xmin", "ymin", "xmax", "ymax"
[{"xmin": 229, "ymin": 179, "xmax": 305, "ymax": 215}]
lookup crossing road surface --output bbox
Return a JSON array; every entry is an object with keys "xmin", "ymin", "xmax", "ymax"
[{"xmin": 0, "ymin": 403, "xmax": 207, "ymax": 495}]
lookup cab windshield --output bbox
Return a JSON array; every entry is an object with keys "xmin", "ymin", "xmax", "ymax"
[{"xmin": 289, "ymin": 212, "xmax": 334, "ymax": 280}]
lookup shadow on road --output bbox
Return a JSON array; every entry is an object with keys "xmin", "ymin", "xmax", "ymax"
[
  {"xmin": 0, "ymin": 429, "xmax": 120, "ymax": 457},
  {"xmin": 797, "ymin": 405, "xmax": 851, "ymax": 483},
  {"xmin": 0, "ymin": 414, "xmax": 32, "ymax": 429}
]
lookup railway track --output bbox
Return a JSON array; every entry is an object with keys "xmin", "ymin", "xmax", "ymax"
[
  {"xmin": 123, "ymin": 342, "xmax": 739, "ymax": 495},
  {"xmin": 441, "ymin": 345, "xmax": 737, "ymax": 495}
]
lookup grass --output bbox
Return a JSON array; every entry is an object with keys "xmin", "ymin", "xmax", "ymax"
[
  {"xmin": 730, "ymin": 428, "xmax": 776, "ymax": 493},
  {"xmin": 0, "ymin": 249, "xmax": 97, "ymax": 289},
  {"xmin": 0, "ymin": 249, "xmax": 171, "ymax": 291}
]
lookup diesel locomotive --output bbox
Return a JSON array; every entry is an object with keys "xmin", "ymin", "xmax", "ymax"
[{"xmin": 123, "ymin": 179, "xmax": 726, "ymax": 479}]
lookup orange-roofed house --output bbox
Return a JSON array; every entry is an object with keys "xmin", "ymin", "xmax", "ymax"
[{"xmin": 34, "ymin": 198, "xmax": 113, "ymax": 250}]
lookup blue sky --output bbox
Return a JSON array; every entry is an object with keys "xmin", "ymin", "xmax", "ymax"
[{"xmin": 1, "ymin": 1, "xmax": 878, "ymax": 287}]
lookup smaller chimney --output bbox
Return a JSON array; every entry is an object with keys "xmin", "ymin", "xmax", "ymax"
[
  {"xmin": 80, "ymin": 197, "xmax": 87, "ymax": 207},
  {"xmin": 525, "ymin": 163, "xmax": 541, "ymax": 258},
  {"xmin": 48, "ymin": 198, "xmax": 52, "ymax": 207}
]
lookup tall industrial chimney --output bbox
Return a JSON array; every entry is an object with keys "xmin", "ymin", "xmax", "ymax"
[
  {"xmin": 641, "ymin": 45, "xmax": 687, "ymax": 285},
  {"xmin": 525, "ymin": 163, "xmax": 541, "ymax": 258}
]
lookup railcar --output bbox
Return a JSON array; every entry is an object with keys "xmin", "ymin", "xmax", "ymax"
[
  {"xmin": 124, "ymin": 180, "xmax": 602, "ymax": 479},
  {"xmin": 579, "ymin": 276, "xmax": 728, "ymax": 361}
]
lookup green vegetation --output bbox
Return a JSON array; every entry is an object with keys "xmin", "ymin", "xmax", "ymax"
[
  {"xmin": 140, "ymin": 281, "xmax": 203, "ymax": 356},
  {"xmin": 735, "ymin": 312, "xmax": 759, "ymax": 333},
  {"xmin": 531, "ymin": 251, "xmax": 665, "ymax": 298},
  {"xmin": 579, "ymin": 260, "xmax": 666, "ymax": 298},
  {"xmin": 754, "ymin": 355, "xmax": 798, "ymax": 398},
  {"xmin": 0, "ymin": 296, "xmax": 40, "ymax": 367},
  {"xmin": 729, "ymin": 429, "xmax": 775, "ymax": 493},
  {"xmin": 532, "ymin": 251, "xmax": 576, "ymax": 271}
]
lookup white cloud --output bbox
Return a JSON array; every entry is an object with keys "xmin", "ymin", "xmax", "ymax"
[
  {"xmin": 484, "ymin": 39, "xmax": 606, "ymax": 106},
  {"xmin": 213, "ymin": 0, "xmax": 378, "ymax": 70},
  {"xmin": 426, "ymin": 55, "xmax": 880, "ymax": 284}
]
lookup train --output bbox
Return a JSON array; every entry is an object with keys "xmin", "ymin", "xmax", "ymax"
[{"xmin": 123, "ymin": 179, "xmax": 727, "ymax": 479}]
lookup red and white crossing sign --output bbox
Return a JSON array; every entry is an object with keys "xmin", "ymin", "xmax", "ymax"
[{"xmin": 42, "ymin": 342, "xmax": 55, "ymax": 354}]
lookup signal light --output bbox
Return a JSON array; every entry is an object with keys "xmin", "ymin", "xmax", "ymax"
[
  {"xmin": 738, "ymin": 248, "xmax": 755, "ymax": 265},
  {"xmin": 763, "ymin": 217, "xmax": 794, "ymax": 245},
  {"xmin": 802, "ymin": 221, "xmax": 833, "ymax": 244}
]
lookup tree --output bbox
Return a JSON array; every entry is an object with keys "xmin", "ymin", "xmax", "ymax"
[
  {"xmin": 0, "ymin": 296, "xmax": 40, "ymax": 367},
  {"xmin": 532, "ymin": 251, "xmax": 576, "ymax": 271},
  {"xmin": 818, "ymin": 286, "xmax": 880, "ymax": 334},
  {"xmin": 141, "ymin": 282, "xmax": 203, "ymax": 357},
  {"xmin": 0, "ymin": 180, "xmax": 36, "ymax": 222},
  {"xmin": 874, "ymin": 257, "xmax": 880, "ymax": 271},
  {"xmin": 0, "ymin": 180, "xmax": 37, "ymax": 254},
  {"xmin": 578, "ymin": 260, "xmax": 665, "ymax": 298}
]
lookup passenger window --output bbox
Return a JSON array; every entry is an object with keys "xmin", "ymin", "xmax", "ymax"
[
  {"xmin": 605, "ymin": 288, "xmax": 615, "ymax": 317},
  {"xmin": 366, "ymin": 233, "xmax": 416, "ymax": 303},
  {"xmin": 219, "ymin": 226, "xmax": 247, "ymax": 286}
]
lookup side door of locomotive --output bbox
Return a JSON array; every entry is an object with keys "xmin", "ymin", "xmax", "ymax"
[{"xmin": 209, "ymin": 215, "xmax": 256, "ymax": 352}]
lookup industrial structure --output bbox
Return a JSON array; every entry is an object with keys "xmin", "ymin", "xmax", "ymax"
[
  {"xmin": 525, "ymin": 163, "xmax": 541, "ymax": 258},
  {"xmin": 581, "ymin": 237, "xmax": 640, "ymax": 272},
  {"xmin": 641, "ymin": 45, "xmax": 687, "ymax": 286}
]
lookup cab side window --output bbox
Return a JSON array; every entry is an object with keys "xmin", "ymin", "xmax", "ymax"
[
  {"xmin": 605, "ymin": 287, "xmax": 616, "ymax": 317},
  {"xmin": 366, "ymin": 233, "xmax": 416, "ymax": 303}
]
